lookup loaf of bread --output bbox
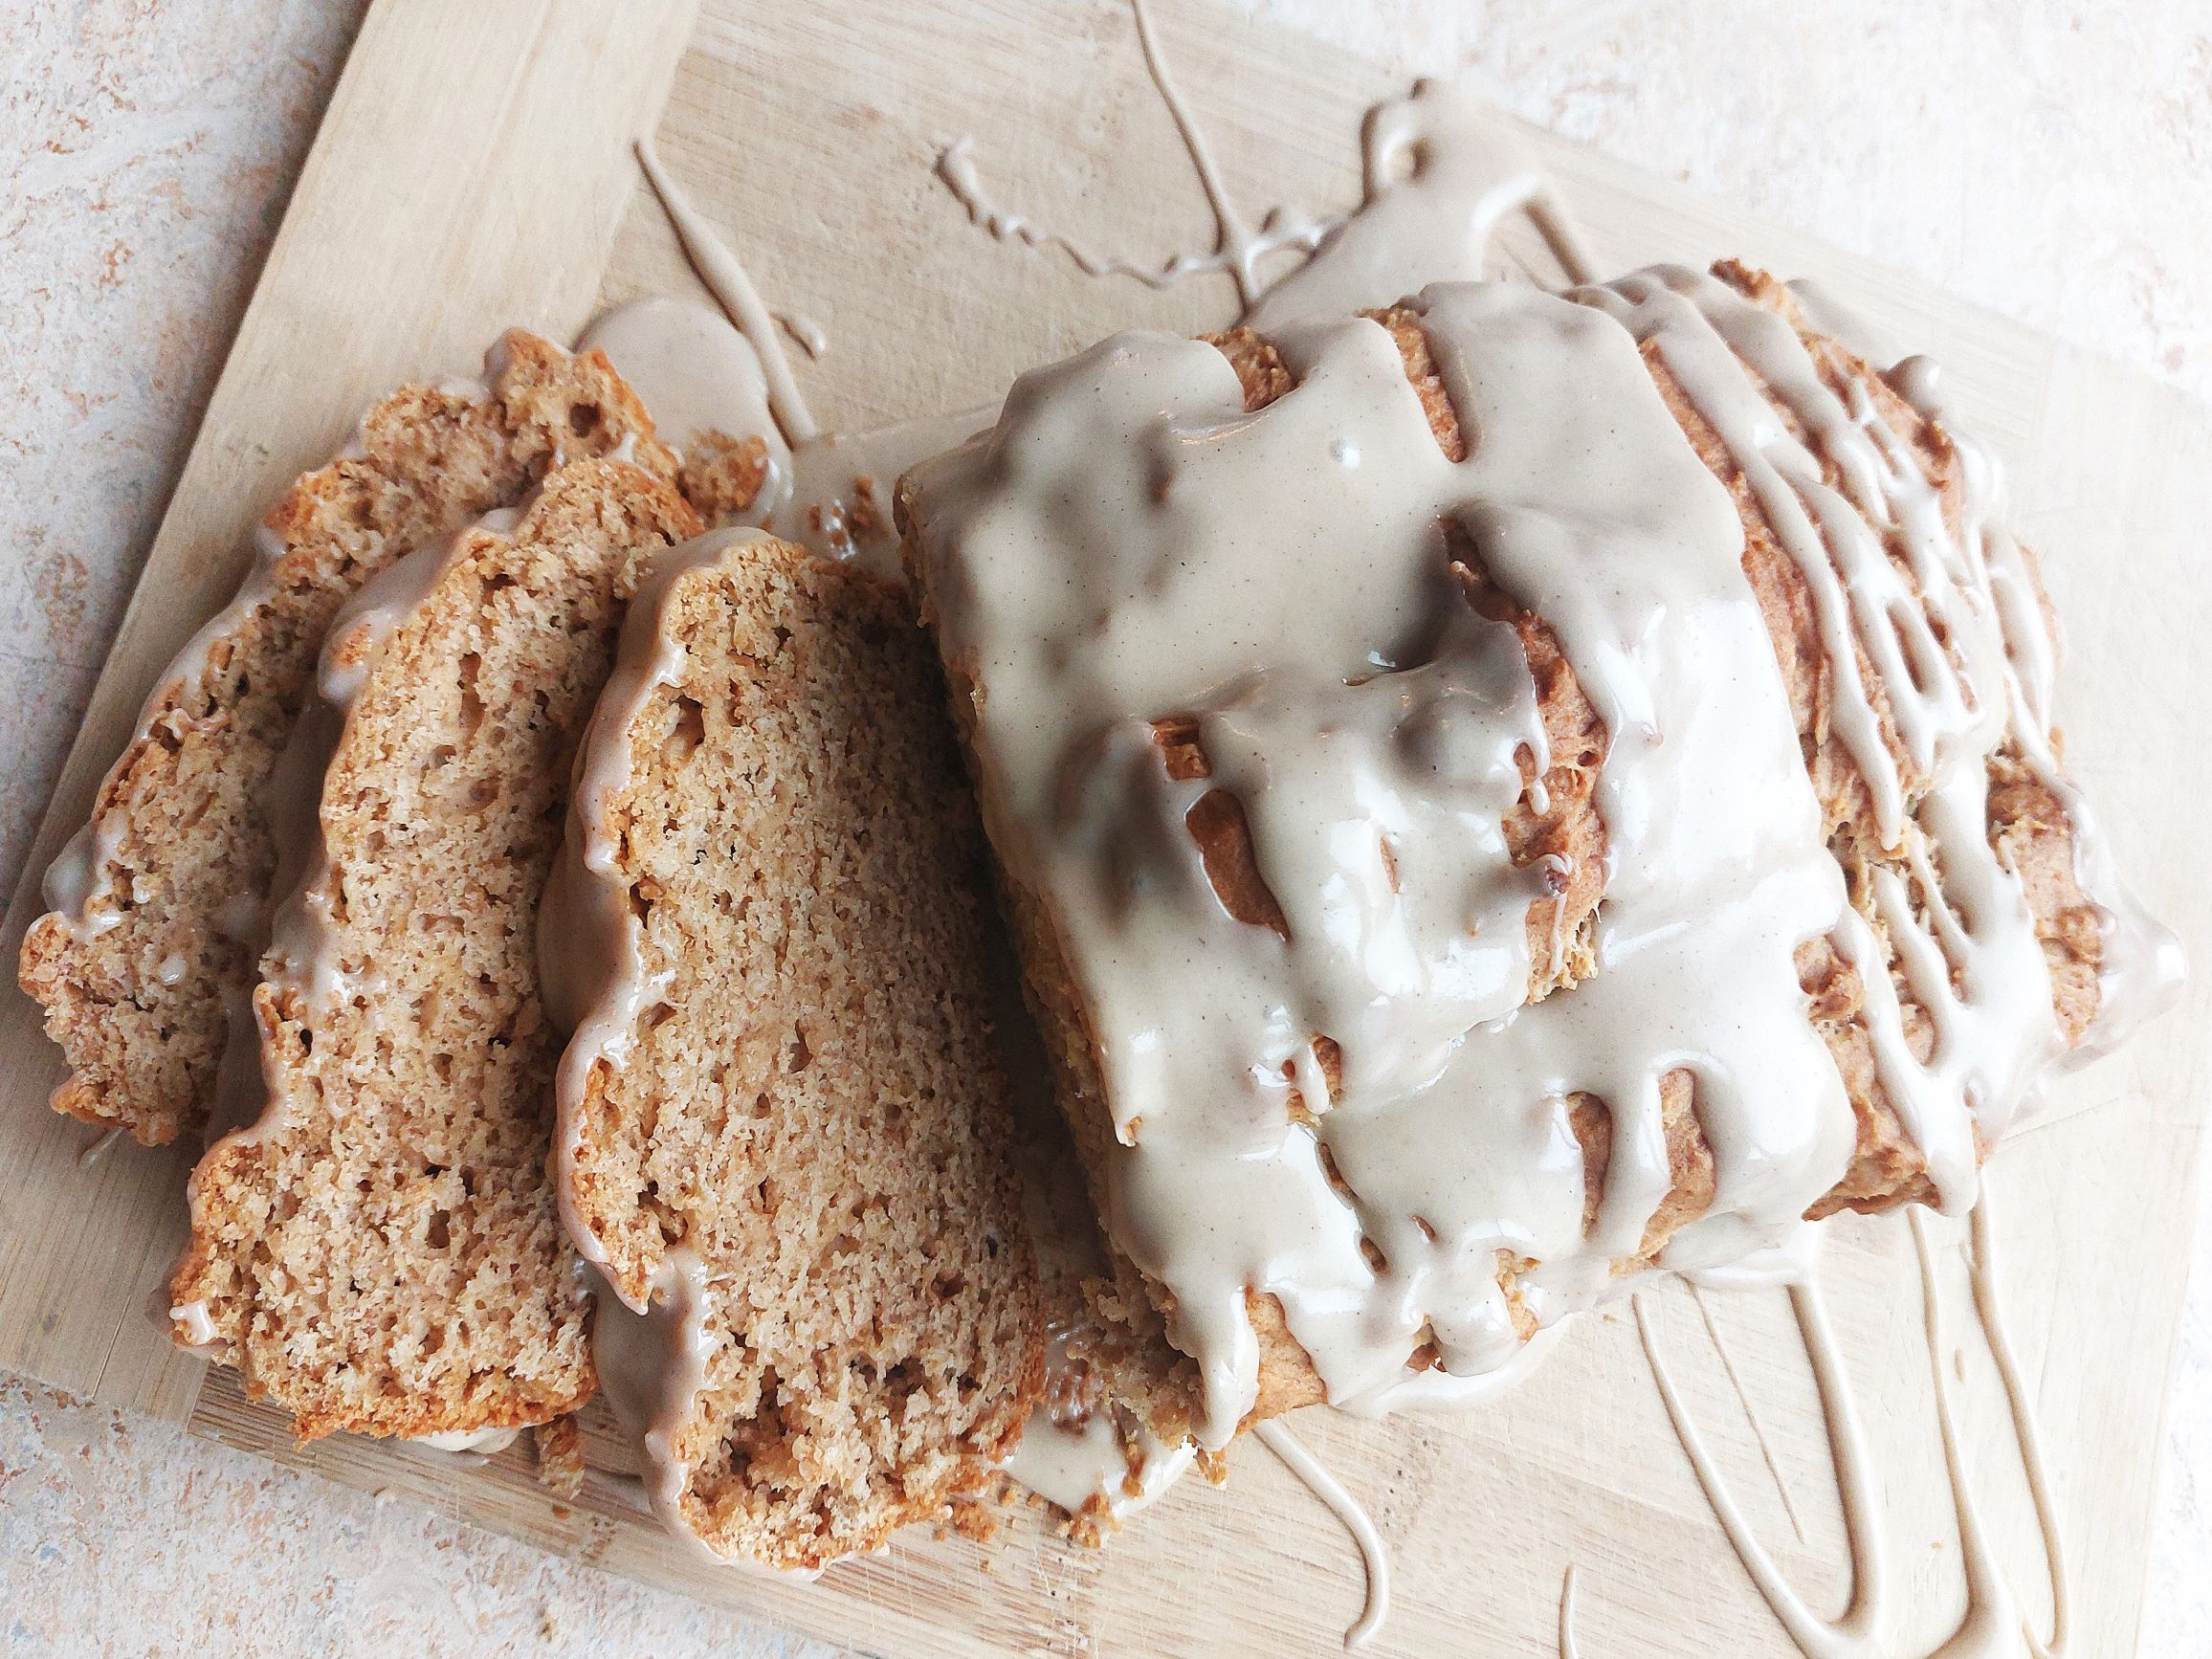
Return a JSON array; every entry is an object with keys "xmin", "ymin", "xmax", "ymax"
[
  {"xmin": 19, "ymin": 334, "xmax": 680, "ymax": 1146},
  {"xmin": 541, "ymin": 528, "xmax": 1043, "ymax": 1570},
  {"xmin": 898, "ymin": 260, "xmax": 2141, "ymax": 1448},
  {"xmin": 166, "ymin": 457, "xmax": 701, "ymax": 1440}
]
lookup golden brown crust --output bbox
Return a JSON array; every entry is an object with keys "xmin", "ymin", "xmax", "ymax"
[
  {"xmin": 1702, "ymin": 263, "xmax": 2100, "ymax": 1213},
  {"xmin": 1204, "ymin": 327, "xmax": 1293, "ymax": 413},
  {"xmin": 1567, "ymin": 1071, "xmax": 1716, "ymax": 1263},
  {"xmin": 1986, "ymin": 745, "xmax": 2102, "ymax": 1044},
  {"xmin": 1446, "ymin": 538, "xmax": 1610, "ymax": 993},
  {"xmin": 535, "ymin": 1413, "xmax": 589, "ymax": 1499}
]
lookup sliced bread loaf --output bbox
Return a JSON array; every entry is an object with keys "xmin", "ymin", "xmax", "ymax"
[
  {"xmin": 166, "ymin": 457, "xmax": 701, "ymax": 1440},
  {"xmin": 20, "ymin": 333, "xmax": 680, "ymax": 1145},
  {"xmin": 542, "ymin": 528, "xmax": 1043, "ymax": 1571}
]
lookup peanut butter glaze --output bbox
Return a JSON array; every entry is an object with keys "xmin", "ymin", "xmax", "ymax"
[
  {"xmin": 903, "ymin": 267, "xmax": 2177, "ymax": 1453},
  {"xmin": 912, "ymin": 283, "xmax": 1837, "ymax": 1445},
  {"xmin": 560, "ymin": 32, "xmax": 2174, "ymax": 1632}
]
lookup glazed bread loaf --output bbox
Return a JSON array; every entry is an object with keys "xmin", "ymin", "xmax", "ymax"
[
  {"xmin": 20, "ymin": 334, "xmax": 679, "ymax": 1145},
  {"xmin": 542, "ymin": 528, "xmax": 1043, "ymax": 1569},
  {"xmin": 167, "ymin": 457, "xmax": 701, "ymax": 1440},
  {"xmin": 899, "ymin": 261, "xmax": 2135, "ymax": 1449}
]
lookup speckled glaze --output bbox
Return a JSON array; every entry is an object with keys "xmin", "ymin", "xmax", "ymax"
[{"xmin": 4, "ymin": 0, "xmax": 2207, "ymax": 1651}]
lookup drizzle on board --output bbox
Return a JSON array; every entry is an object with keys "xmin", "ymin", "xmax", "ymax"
[{"xmin": 574, "ymin": 14, "xmax": 2175, "ymax": 1656}]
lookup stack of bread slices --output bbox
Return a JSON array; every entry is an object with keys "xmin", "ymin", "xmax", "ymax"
[{"xmin": 21, "ymin": 332, "xmax": 1045, "ymax": 1573}]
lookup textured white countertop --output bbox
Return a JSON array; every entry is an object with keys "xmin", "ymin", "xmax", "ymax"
[{"xmin": 5, "ymin": 1, "xmax": 2206, "ymax": 1652}]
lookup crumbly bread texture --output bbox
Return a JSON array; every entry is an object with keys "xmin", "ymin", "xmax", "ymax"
[
  {"xmin": 554, "ymin": 534, "xmax": 1042, "ymax": 1570},
  {"xmin": 677, "ymin": 431, "xmax": 775, "ymax": 523},
  {"xmin": 19, "ymin": 333, "xmax": 680, "ymax": 1146},
  {"xmin": 534, "ymin": 1414, "xmax": 588, "ymax": 1498},
  {"xmin": 901, "ymin": 262, "xmax": 2106, "ymax": 1442},
  {"xmin": 167, "ymin": 458, "xmax": 701, "ymax": 1440}
]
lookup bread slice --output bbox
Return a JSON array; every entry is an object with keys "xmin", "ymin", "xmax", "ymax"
[
  {"xmin": 897, "ymin": 263, "xmax": 2124, "ymax": 1445},
  {"xmin": 20, "ymin": 333, "xmax": 679, "ymax": 1146},
  {"xmin": 166, "ymin": 456, "xmax": 702, "ymax": 1440},
  {"xmin": 542, "ymin": 528, "xmax": 1043, "ymax": 1571}
]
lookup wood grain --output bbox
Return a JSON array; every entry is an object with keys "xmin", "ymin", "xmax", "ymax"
[{"xmin": 1, "ymin": 0, "xmax": 2202, "ymax": 1652}]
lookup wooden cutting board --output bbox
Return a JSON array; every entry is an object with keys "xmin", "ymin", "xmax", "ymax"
[{"xmin": 2, "ymin": 0, "xmax": 2204, "ymax": 1652}]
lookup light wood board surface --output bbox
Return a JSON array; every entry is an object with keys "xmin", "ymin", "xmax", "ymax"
[{"xmin": 1, "ymin": 0, "xmax": 2204, "ymax": 1653}]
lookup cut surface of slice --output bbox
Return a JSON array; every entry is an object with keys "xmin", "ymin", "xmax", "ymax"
[
  {"xmin": 20, "ymin": 332, "xmax": 678, "ymax": 1145},
  {"xmin": 167, "ymin": 457, "xmax": 701, "ymax": 1440},
  {"xmin": 543, "ymin": 527, "xmax": 1043, "ymax": 1571}
]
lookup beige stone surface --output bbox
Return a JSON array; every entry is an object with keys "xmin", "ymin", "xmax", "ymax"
[
  {"xmin": 0, "ymin": 1375, "xmax": 830, "ymax": 1656},
  {"xmin": 3, "ymin": 0, "xmax": 2205, "ymax": 1653}
]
